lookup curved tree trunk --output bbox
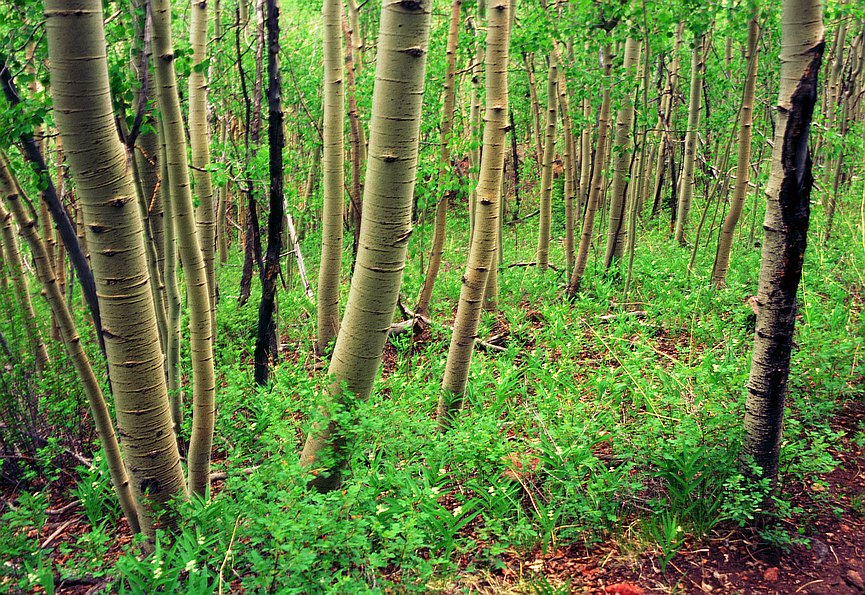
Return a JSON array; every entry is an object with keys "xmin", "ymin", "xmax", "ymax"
[
  {"xmin": 300, "ymin": 0, "xmax": 432, "ymax": 491},
  {"xmin": 0, "ymin": 182, "xmax": 48, "ymax": 371},
  {"xmin": 316, "ymin": 0, "xmax": 345, "ymax": 355},
  {"xmin": 0, "ymin": 156, "xmax": 140, "ymax": 534},
  {"xmin": 253, "ymin": 0, "xmax": 284, "ymax": 385},
  {"xmin": 415, "ymin": 0, "xmax": 462, "ymax": 316},
  {"xmin": 711, "ymin": 12, "xmax": 760, "ymax": 287},
  {"xmin": 674, "ymin": 32, "xmax": 705, "ymax": 245},
  {"xmin": 740, "ymin": 0, "xmax": 824, "ymax": 487},
  {"xmin": 567, "ymin": 43, "xmax": 612, "ymax": 296},
  {"xmin": 151, "ymin": 0, "xmax": 216, "ymax": 497},
  {"xmin": 603, "ymin": 36, "xmax": 641, "ymax": 269},
  {"xmin": 44, "ymin": 0, "xmax": 186, "ymax": 538},
  {"xmin": 536, "ymin": 52, "xmax": 558, "ymax": 271},
  {"xmin": 0, "ymin": 59, "xmax": 106, "ymax": 359},
  {"xmin": 437, "ymin": 0, "xmax": 511, "ymax": 429},
  {"xmin": 190, "ymin": 0, "xmax": 217, "ymax": 331}
]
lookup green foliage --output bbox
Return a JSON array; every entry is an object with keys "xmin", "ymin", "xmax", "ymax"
[
  {"xmin": 2, "ymin": 0, "xmax": 865, "ymax": 591},
  {"xmin": 72, "ymin": 456, "xmax": 121, "ymax": 529}
]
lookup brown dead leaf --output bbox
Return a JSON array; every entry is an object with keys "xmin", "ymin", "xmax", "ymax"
[{"xmin": 604, "ymin": 583, "xmax": 644, "ymax": 595}]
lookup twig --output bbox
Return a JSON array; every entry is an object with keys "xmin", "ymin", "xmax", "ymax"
[
  {"xmin": 41, "ymin": 518, "xmax": 75, "ymax": 548},
  {"xmin": 597, "ymin": 310, "xmax": 648, "ymax": 322},
  {"xmin": 507, "ymin": 209, "xmax": 540, "ymax": 225},
  {"xmin": 284, "ymin": 209, "xmax": 313, "ymax": 300},
  {"xmin": 209, "ymin": 466, "xmax": 259, "ymax": 482},
  {"xmin": 389, "ymin": 304, "xmax": 507, "ymax": 353},
  {"xmin": 218, "ymin": 517, "xmax": 242, "ymax": 595},
  {"xmin": 47, "ymin": 500, "xmax": 80, "ymax": 515},
  {"xmin": 505, "ymin": 261, "xmax": 561, "ymax": 272}
]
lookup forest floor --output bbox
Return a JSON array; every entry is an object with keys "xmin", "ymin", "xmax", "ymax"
[
  {"xmin": 446, "ymin": 401, "xmax": 865, "ymax": 594},
  {"xmin": 6, "ymin": 361, "xmax": 863, "ymax": 595},
  {"xmin": 3, "ymin": 209, "xmax": 865, "ymax": 594}
]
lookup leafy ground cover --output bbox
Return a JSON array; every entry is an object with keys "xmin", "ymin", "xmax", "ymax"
[{"xmin": 2, "ymin": 189, "xmax": 864, "ymax": 593}]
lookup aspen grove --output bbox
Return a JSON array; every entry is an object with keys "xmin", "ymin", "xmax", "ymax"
[{"xmin": 1, "ymin": 0, "xmax": 865, "ymax": 591}]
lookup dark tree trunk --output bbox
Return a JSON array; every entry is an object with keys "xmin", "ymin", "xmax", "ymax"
[{"xmin": 253, "ymin": 0, "xmax": 284, "ymax": 385}]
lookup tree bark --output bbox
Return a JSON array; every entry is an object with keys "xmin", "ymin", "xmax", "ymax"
[
  {"xmin": 45, "ymin": 0, "xmax": 186, "ymax": 538},
  {"xmin": 316, "ymin": 0, "xmax": 345, "ymax": 355},
  {"xmin": 567, "ymin": 43, "xmax": 612, "ymax": 296},
  {"xmin": 415, "ymin": 0, "xmax": 462, "ymax": 316},
  {"xmin": 603, "ymin": 37, "xmax": 641, "ymax": 269},
  {"xmin": 300, "ymin": 0, "xmax": 431, "ymax": 491},
  {"xmin": 536, "ymin": 52, "xmax": 558, "ymax": 271},
  {"xmin": 711, "ymin": 12, "xmax": 760, "ymax": 287},
  {"xmin": 0, "ymin": 155, "xmax": 140, "ymax": 534},
  {"xmin": 740, "ymin": 0, "xmax": 824, "ymax": 487},
  {"xmin": 190, "ymin": 0, "xmax": 217, "ymax": 331},
  {"xmin": 437, "ymin": 0, "xmax": 511, "ymax": 429},
  {"xmin": 674, "ymin": 32, "xmax": 705, "ymax": 245},
  {"xmin": 253, "ymin": 0, "xmax": 285, "ymax": 385},
  {"xmin": 0, "ymin": 59, "xmax": 106, "ymax": 359},
  {"xmin": 0, "ymin": 171, "xmax": 49, "ymax": 371},
  {"xmin": 151, "ymin": 0, "xmax": 216, "ymax": 498}
]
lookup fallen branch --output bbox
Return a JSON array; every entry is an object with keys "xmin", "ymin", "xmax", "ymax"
[
  {"xmin": 597, "ymin": 310, "xmax": 648, "ymax": 322},
  {"xmin": 507, "ymin": 209, "xmax": 540, "ymax": 225},
  {"xmin": 47, "ymin": 501, "xmax": 80, "ymax": 516},
  {"xmin": 209, "ymin": 465, "xmax": 259, "ymax": 482},
  {"xmin": 284, "ymin": 210, "xmax": 313, "ymax": 300},
  {"xmin": 505, "ymin": 261, "xmax": 562, "ymax": 273},
  {"xmin": 41, "ymin": 518, "xmax": 75, "ymax": 549},
  {"xmin": 388, "ymin": 301, "xmax": 508, "ymax": 353}
]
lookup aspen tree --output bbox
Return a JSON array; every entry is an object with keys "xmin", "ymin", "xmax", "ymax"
[
  {"xmin": 555, "ymin": 44, "xmax": 576, "ymax": 274},
  {"xmin": 317, "ymin": 0, "xmax": 345, "ymax": 356},
  {"xmin": 525, "ymin": 54, "xmax": 543, "ymax": 167},
  {"xmin": 346, "ymin": 0, "xmax": 364, "ymax": 73},
  {"xmin": 603, "ymin": 36, "xmax": 641, "ymax": 269},
  {"xmin": 44, "ymin": 0, "xmax": 186, "ymax": 536},
  {"xmin": 824, "ymin": 3, "xmax": 849, "ymax": 134},
  {"xmin": 438, "ymin": 0, "xmax": 511, "ymax": 429},
  {"xmin": 151, "ymin": 0, "xmax": 216, "ymax": 497},
  {"xmin": 567, "ymin": 43, "xmax": 612, "ymax": 296},
  {"xmin": 468, "ymin": 20, "xmax": 484, "ymax": 241},
  {"xmin": 129, "ymin": 134, "xmax": 170, "ymax": 357},
  {"xmin": 190, "ymin": 0, "xmax": 217, "ymax": 325},
  {"xmin": 674, "ymin": 32, "xmax": 705, "ymax": 245},
  {"xmin": 711, "ymin": 10, "xmax": 760, "ymax": 287},
  {"xmin": 217, "ymin": 121, "xmax": 230, "ymax": 264},
  {"xmin": 577, "ymin": 97, "xmax": 592, "ymax": 213},
  {"xmin": 625, "ymin": 40, "xmax": 652, "ymax": 295},
  {"xmin": 0, "ymin": 182, "xmax": 48, "ymax": 371},
  {"xmin": 650, "ymin": 24, "xmax": 684, "ymax": 219},
  {"xmin": 416, "ymin": 0, "xmax": 462, "ymax": 316},
  {"xmin": 0, "ymin": 60, "xmax": 105, "ymax": 357},
  {"xmin": 740, "ymin": 0, "xmax": 823, "ymax": 486},
  {"xmin": 253, "ymin": 0, "xmax": 285, "ymax": 385},
  {"xmin": 160, "ymin": 127, "xmax": 183, "ymax": 437},
  {"xmin": 0, "ymin": 156, "xmax": 139, "ymax": 533},
  {"xmin": 300, "ymin": 0, "xmax": 431, "ymax": 491},
  {"xmin": 126, "ymin": 0, "xmax": 170, "ymax": 352},
  {"xmin": 536, "ymin": 52, "xmax": 558, "ymax": 271},
  {"xmin": 344, "ymin": 9, "xmax": 364, "ymax": 258}
]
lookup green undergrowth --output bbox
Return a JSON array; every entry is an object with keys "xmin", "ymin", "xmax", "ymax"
[{"xmin": 3, "ymin": 186, "xmax": 865, "ymax": 593}]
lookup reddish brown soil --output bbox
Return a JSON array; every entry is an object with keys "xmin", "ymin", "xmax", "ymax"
[{"xmin": 473, "ymin": 400, "xmax": 865, "ymax": 594}]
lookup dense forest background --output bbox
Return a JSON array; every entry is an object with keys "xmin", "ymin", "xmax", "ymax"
[{"xmin": 1, "ymin": 0, "xmax": 864, "ymax": 592}]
